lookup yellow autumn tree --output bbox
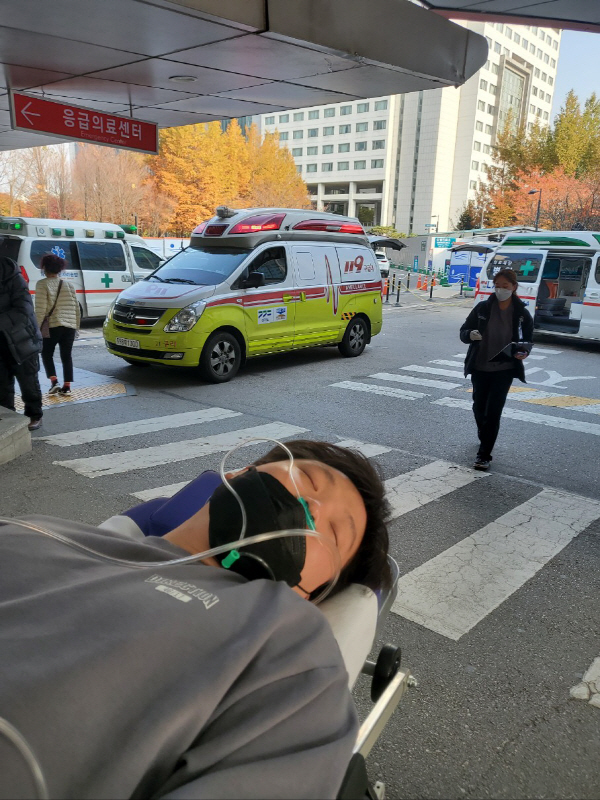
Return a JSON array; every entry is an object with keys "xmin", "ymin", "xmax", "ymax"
[{"xmin": 246, "ymin": 126, "xmax": 311, "ymax": 209}]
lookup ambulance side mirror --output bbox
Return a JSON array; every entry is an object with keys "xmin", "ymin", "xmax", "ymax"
[{"xmin": 241, "ymin": 272, "xmax": 266, "ymax": 289}]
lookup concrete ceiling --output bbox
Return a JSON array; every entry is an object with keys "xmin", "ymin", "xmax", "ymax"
[
  {"xmin": 0, "ymin": 0, "xmax": 489, "ymax": 151},
  {"xmin": 427, "ymin": 1, "xmax": 600, "ymax": 33}
]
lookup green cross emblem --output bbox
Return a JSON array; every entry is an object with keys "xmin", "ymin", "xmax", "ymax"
[
  {"xmin": 520, "ymin": 260, "xmax": 536, "ymax": 276},
  {"xmin": 101, "ymin": 273, "xmax": 113, "ymax": 288}
]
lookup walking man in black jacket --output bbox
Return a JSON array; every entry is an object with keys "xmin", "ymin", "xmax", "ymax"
[
  {"xmin": 460, "ymin": 268, "xmax": 534, "ymax": 470},
  {"xmin": 0, "ymin": 257, "xmax": 43, "ymax": 430}
]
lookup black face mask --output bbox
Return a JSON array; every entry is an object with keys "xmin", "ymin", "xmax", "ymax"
[{"xmin": 208, "ymin": 467, "xmax": 308, "ymax": 586}]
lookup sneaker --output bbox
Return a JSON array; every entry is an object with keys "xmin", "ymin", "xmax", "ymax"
[
  {"xmin": 48, "ymin": 382, "xmax": 61, "ymax": 395},
  {"xmin": 473, "ymin": 457, "xmax": 490, "ymax": 471},
  {"xmin": 58, "ymin": 386, "xmax": 71, "ymax": 395},
  {"xmin": 28, "ymin": 417, "xmax": 43, "ymax": 431}
]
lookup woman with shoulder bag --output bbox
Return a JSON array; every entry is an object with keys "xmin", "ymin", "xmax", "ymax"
[
  {"xmin": 459, "ymin": 268, "xmax": 534, "ymax": 471},
  {"xmin": 35, "ymin": 254, "xmax": 81, "ymax": 395}
]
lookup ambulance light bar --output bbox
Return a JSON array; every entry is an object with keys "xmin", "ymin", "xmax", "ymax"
[
  {"xmin": 229, "ymin": 213, "xmax": 286, "ymax": 234},
  {"xmin": 292, "ymin": 219, "xmax": 364, "ymax": 234},
  {"xmin": 192, "ymin": 222, "xmax": 209, "ymax": 234},
  {"xmin": 204, "ymin": 224, "xmax": 228, "ymax": 236}
]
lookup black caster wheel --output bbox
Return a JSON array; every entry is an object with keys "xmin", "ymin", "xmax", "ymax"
[{"xmin": 371, "ymin": 644, "xmax": 402, "ymax": 702}]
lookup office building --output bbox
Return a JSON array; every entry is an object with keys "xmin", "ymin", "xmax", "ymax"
[{"xmin": 259, "ymin": 20, "xmax": 560, "ymax": 233}]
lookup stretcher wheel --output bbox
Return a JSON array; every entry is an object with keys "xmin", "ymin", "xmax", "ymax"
[{"xmin": 371, "ymin": 644, "xmax": 401, "ymax": 703}]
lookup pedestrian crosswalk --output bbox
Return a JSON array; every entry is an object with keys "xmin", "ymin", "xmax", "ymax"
[{"xmin": 41, "ymin": 403, "xmax": 600, "ymax": 644}]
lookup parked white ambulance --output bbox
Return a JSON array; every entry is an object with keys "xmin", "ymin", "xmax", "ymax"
[
  {"xmin": 0, "ymin": 217, "xmax": 163, "ymax": 319},
  {"xmin": 103, "ymin": 207, "xmax": 402, "ymax": 382},
  {"xmin": 453, "ymin": 231, "xmax": 600, "ymax": 342}
]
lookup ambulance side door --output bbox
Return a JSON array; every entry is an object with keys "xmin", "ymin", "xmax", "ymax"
[
  {"xmin": 239, "ymin": 245, "xmax": 297, "ymax": 355},
  {"xmin": 29, "ymin": 239, "xmax": 84, "ymax": 312},
  {"xmin": 292, "ymin": 245, "xmax": 341, "ymax": 347},
  {"xmin": 76, "ymin": 240, "xmax": 130, "ymax": 317},
  {"xmin": 580, "ymin": 254, "xmax": 600, "ymax": 340}
]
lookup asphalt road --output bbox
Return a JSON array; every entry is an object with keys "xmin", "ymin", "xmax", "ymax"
[{"xmin": 2, "ymin": 298, "xmax": 599, "ymax": 799}]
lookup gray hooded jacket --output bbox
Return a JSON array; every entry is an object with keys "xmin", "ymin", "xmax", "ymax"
[{"xmin": 0, "ymin": 257, "xmax": 42, "ymax": 364}]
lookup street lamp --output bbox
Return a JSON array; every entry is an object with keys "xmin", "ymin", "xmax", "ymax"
[{"xmin": 528, "ymin": 188, "xmax": 542, "ymax": 231}]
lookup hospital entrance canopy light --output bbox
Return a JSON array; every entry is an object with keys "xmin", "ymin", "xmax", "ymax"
[{"xmin": 0, "ymin": 0, "xmax": 488, "ymax": 152}]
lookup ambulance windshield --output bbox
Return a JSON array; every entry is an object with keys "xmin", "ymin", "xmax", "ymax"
[{"xmin": 148, "ymin": 246, "xmax": 250, "ymax": 286}]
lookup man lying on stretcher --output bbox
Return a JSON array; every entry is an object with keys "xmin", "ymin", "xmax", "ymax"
[{"xmin": 0, "ymin": 440, "xmax": 391, "ymax": 800}]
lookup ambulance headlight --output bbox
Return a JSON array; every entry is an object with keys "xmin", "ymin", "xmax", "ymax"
[
  {"xmin": 106, "ymin": 299, "xmax": 117, "ymax": 321},
  {"xmin": 164, "ymin": 300, "xmax": 206, "ymax": 332}
]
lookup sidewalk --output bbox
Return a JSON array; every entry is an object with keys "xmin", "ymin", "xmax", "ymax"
[{"xmin": 383, "ymin": 270, "xmax": 475, "ymax": 308}]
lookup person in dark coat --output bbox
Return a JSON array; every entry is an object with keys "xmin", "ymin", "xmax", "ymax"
[
  {"xmin": 459, "ymin": 268, "xmax": 534, "ymax": 470},
  {"xmin": 0, "ymin": 257, "xmax": 43, "ymax": 430}
]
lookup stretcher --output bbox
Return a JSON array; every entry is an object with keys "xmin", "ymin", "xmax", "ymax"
[{"xmin": 101, "ymin": 470, "xmax": 415, "ymax": 800}]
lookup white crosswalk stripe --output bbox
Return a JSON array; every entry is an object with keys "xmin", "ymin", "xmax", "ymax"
[
  {"xmin": 54, "ymin": 422, "xmax": 308, "ymax": 478},
  {"xmin": 369, "ymin": 372, "xmax": 462, "ymax": 390},
  {"xmin": 385, "ymin": 460, "xmax": 488, "ymax": 519},
  {"xmin": 335, "ymin": 439, "xmax": 393, "ymax": 457},
  {"xmin": 391, "ymin": 489, "xmax": 600, "ymax": 640},
  {"xmin": 39, "ymin": 408, "xmax": 242, "ymax": 447},
  {"xmin": 430, "ymin": 359, "xmax": 465, "ymax": 368},
  {"xmin": 433, "ymin": 396, "xmax": 600, "ymax": 436},
  {"xmin": 331, "ymin": 380, "xmax": 428, "ymax": 400},
  {"xmin": 401, "ymin": 365, "xmax": 465, "ymax": 379}
]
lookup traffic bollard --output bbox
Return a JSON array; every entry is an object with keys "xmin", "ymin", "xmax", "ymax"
[
  {"xmin": 385, "ymin": 278, "xmax": 390, "ymax": 304},
  {"xmin": 460, "ymin": 279, "xmax": 464, "ymax": 297},
  {"xmin": 406, "ymin": 273, "xmax": 410, "ymax": 292},
  {"xmin": 429, "ymin": 275, "xmax": 434, "ymax": 301},
  {"xmin": 395, "ymin": 282, "xmax": 401, "ymax": 307}
]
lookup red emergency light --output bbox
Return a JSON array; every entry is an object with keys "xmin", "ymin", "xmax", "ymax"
[
  {"xmin": 229, "ymin": 213, "xmax": 286, "ymax": 234},
  {"xmin": 192, "ymin": 222, "xmax": 209, "ymax": 235},
  {"xmin": 204, "ymin": 224, "xmax": 228, "ymax": 237},
  {"xmin": 292, "ymin": 219, "xmax": 364, "ymax": 234}
]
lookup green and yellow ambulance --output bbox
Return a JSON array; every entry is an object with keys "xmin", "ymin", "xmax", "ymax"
[{"xmin": 103, "ymin": 207, "xmax": 400, "ymax": 382}]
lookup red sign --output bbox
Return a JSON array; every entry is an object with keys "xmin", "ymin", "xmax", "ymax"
[{"xmin": 10, "ymin": 92, "xmax": 158, "ymax": 154}]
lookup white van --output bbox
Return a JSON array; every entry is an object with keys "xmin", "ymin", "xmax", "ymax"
[
  {"xmin": 0, "ymin": 217, "xmax": 163, "ymax": 319},
  {"xmin": 453, "ymin": 231, "xmax": 600, "ymax": 342}
]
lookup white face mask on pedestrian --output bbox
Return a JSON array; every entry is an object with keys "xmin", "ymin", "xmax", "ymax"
[{"xmin": 494, "ymin": 287, "xmax": 513, "ymax": 302}]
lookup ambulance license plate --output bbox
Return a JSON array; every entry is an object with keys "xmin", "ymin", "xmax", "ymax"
[{"xmin": 116, "ymin": 337, "xmax": 140, "ymax": 349}]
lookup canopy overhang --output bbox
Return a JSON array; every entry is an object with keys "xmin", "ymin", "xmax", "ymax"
[
  {"xmin": 0, "ymin": 0, "xmax": 489, "ymax": 152},
  {"xmin": 426, "ymin": 1, "xmax": 600, "ymax": 34}
]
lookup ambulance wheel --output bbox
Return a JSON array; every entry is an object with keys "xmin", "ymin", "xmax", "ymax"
[
  {"xmin": 339, "ymin": 316, "xmax": 368, "ymax": 357},
  {"xmin": 199, "ymin": 332, "xmax": 241, "ymax": 383},
  {"xmin": 123, "ymin": 358, "xmax": 149, "ymax": 367}
]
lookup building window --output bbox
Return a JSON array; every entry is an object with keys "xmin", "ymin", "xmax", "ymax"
[
  {"xmin": 546, "ymin": 93, "xmax": 552, "ymax": 103},
  {"xmin": 470, "ymin": 180, "xmax": 477, "ymax": 189},
  {"xmin": 293, "ymin": 130, "xmax": 303, "ymax": 139},
  {"xmin": 496, "ymin": 23, "xmax": 504, "ymax": 32},
  {"xmin": 506, "ymin": 27, "xmax": 513, "ymax": 39},
  {"xmin": 530, "ymin": 104, "xmax": 536, "ymax": 114},
  {"xmin": 356, "ymin": 122, "xmax": 368, "ymax": 132},
  {"xmin": 530, "ymin": 43, "xmax": 535, "ymax": 53},
  {"xmin": 492, "ymin": 63, "xmax": 499, "ymax": 74},
  {"xmin": 372, "ymin": 140, "xmax": 385, "ymax": 150},
  {"xmin": 485, "ymin": 124, "xmax": 493, "ymax": 134},
  {"xmin": 355, "ymin": 141, "xmax": 367, "ymax": 151},
  {"xmin": 322, "ymin": 144, "xmax": 334, "ymax": 154},
  {"xmin": 354, "ymin": 160, "xmax": 366, "ymax": 169},
  {"xmin": 296, "ymin": 165, "xmax": 302, "ymax": 173},
  {"xmin": 265, "ymin": 116, "xmax": 275, "ymax": 125},
  {"xmin": 307, "ymin": 128, "xmax": 318, "ymax": 137},
  {"xmin": 535, "ymin": 67, "xmax": 540, "ymax": 77},
  {"xmin": 553, "ymin": 39, "xmax": 558, "ymax": 50},
  {"xmin": 490, "ymin": 84, "xmax": 497, "ymax": 95},
  {"xmin": 322, "ymin": 162, "xmax": 333, "ymax": 172},
  {"xmin": 339, "ymin": 124, "xmax": 351, "ymax": 134},
  {"xmin": 522, "ymin": 38, "xmax": 528, "ymax": 49},
  {"xmin": 337, "ymin": 161, "xmax": 349, "ymax": 170},
  {"xmin": 542, "ymin": 72, "xmax": 548, "ymax": 81},
  {"xmin": 373, "ymin": 119, "xmax": 387, "ymax": 131},
  {"xmin": 494, "ymin": 42, "xmax": 501, "ymax": 53},
  {"xmin": 473, "ymin": 141, "xmax": 481, "ymax": 151},
  {"xmin": 279, "ymin": 114, "xmax": 289, "ymax": 123},
  {"xmin": 543, "ymin": 111, "xmax": 549, "ymax": 120},
  {"xmin": 484, "ymin": 60, "xmax": 490, "ymax": 71},
  {"xmin": 480, "ymin": 79, "xmax": 488, "ymax": 91},
  {"xmin": 483, "ymin": 144, "xmax": 491, "ymax": 154},
  {"xmin": 306, "ymin": 164, "xmax": 317, "ymax": 173},
  {"xmin": 487, "ymin": 104, "xmax": 495, "ymax": 114},
  {"xmin": 544, "ymin": 53, "xmax": 549, "ymax": 64},
  {"xmin": 357, "ymin": 102, "xmax": 369, "ymax": 113},
  {"xmin": 279, "ymin": 132, "xmax": 289, "ymax": 140},
  {"xmin": 550, "ymin": 58, "xmax": 556, "ymax": 68},
  {"xmin": 478, "ymin": 100, "xmax": 486, "ymax": 111},
  {"xmin": 537, "ymin": 48, "xmax": 543, "ymax": 58},
  {"xmin": 476, "ymin": 120, "xmax": 483, "ymax": 131},
  {"xmin": 308, "ymin": 110, "xmax": 319, "ymax": 119},
  {"xmin": 371, "ymin": 159, "xmax": 384, "ymax": 169},
  {"xmin": 548, "ymin": 76, "xmax": 554, "ymax": 86},
  {"xmin": 323, "ymin": 126, "xmax": 334, "ymax": 136},
  {"xmin": 306, "ymin": 146, "xmax": 318, "ymax": 155},
  {"xmin": 485, "ymin": 36, "xmax": 492, "ymax": 47},
  {"xmin": 340, "ymin": 105, "xmax": 352, "ymax": 115},
  {"xmin": 338, "ymin": 143, "xmax": 350, "ymax": 152},
  {"xmin": 324, "ymin": 108, "xmax": 335, "ymax": 118},
  {"xmin": 514, "ymin": 33, "xmax": 520, "ymax": 44},
  {"xmin": 293, "ymin": 112, "xmax": 304, "ymax": 121},
  {"xmin": 539, "ymin": 31, "xmax": 545, "ymax": 41},
  {"xmin": 532, "ymin": 86, "xmax": 538, "ymax": 96},
  {"xmin": 374, "ymin": 99, "xmax": 388, "ymax": 111},
  {"xmin": 472, "ymin": 160, "xmax": 479, "ymax": 170},
  {"xmin": 291, "ymin": 147, "xmax": 303, "ymax": 157}
]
